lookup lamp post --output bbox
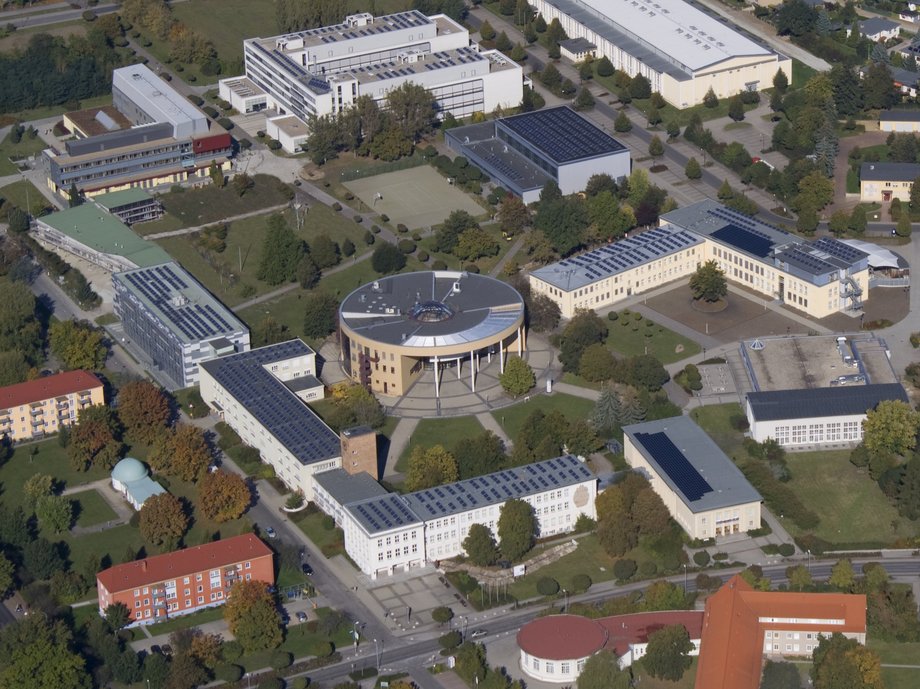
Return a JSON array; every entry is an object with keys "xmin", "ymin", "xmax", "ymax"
[
  {"xmin": 562, "ymin": 588, "xmax": 568, "ymax": 613},
  {"xmin": 806, "ymin": 549, "xmax": 812, "ymax": 573},
  {"xmin": 683, "ymin": 564, "xmax": 688, "ymax": 592},
  {"xmin": 353, "ymin": 620, "xmax": 360, "ymax": 653},
  {"xmin": 374, "ymin": 638, "xmax": 381, "ymax": 668}
]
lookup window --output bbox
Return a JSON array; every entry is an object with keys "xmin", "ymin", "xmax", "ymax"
[
  {"xmin": 185, "ymin": 589, "xmax": 190, "ymax": 596},
  {"xmin": 135, "ymin": 611, "xmax": 142, "ymax": 619},
  {"xmin": 245, "ymin": 561, "xmax": 251, "ymax": 569},
  {"xmin": 561, "ymin": 662, "xmax": 570, "ymax": 674},
  {"xmin": 183, "ymin": 577, "xmax": 190, "ymax": 584},
  {"xmin": 197, "ymin": 596, "xmax": 204, "ymax": 604},
  {"xmin": 546, "ymin": 663, "xmax": 554, "ymax": 674},
  {"xmin": 145, "ymin": 610, "xmax": 151, "ymax": 618},
  {"xmin": 245, "ymin": 573, "xmax": 252, "ymax": 581},
  {"xmin": 134, "ymin": 589, "xmax": 140, "ymax": 597},
  {"xmin": 143, "ymin": 598, "xmax": 150, "ymax": 606},
  {"xmin": 143, "ymin": 587, "xmax": 149, "ymax": 595},
  {"xmin": 196, "ymin": 574, "xmax": 203, "ymax": 581},
  {"xmin": 135, "ymin": 601, "xmax": 141, "ymax": 608}
]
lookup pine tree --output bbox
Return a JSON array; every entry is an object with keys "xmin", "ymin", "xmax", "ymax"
[
  {"xmin": 816, "ymin": 10, "xmax": 832, "ymax": 36},
  {"xmin": 814, "ymin": 125, "xmax": 839, "ymax": 178},
  {"xmin": 592, "ymin": 389, "xmax": 622, "ymax": 436},
  {"xmin": 871, "ymin": 42, "xmax": 891, "ymax": 65},
  {"xmin": 614, "ymin": 111, "xmax": 632, "ymax": 132},
  {"xmin": 703, "ymin": 86, "xmax": 719, "ymax": 108},
  {"xmin": 718, "ymin": 179, "xmax": 734, "ymax": 200},
  {"xmin": 574, "ymin": 87, "xmax": 595, "ymax": 111},
  {"xmin": 685, "ymin": 157, "xmax": 702, "ymax": 180},
  {"xmin": 617, "ymin": 389, "xmax": 646, "ymax": 425}
]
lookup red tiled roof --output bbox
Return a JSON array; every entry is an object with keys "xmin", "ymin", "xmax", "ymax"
[
  {"xmin": 598, "ymin": 611, "xmax": 704, "ymax": 657},
  {"xmin": 517, "ymin": 615, "xmax": 608, "ymax": 660},
  {"xmin": 694, "ymin": 575, "xmax": 867, "ymax": 689},
  {"xmin": 96, "ymin": 534, "xmax": 273, "ymax": 593},
  {"xmin": 0, "ymin": 370, "xmax": 101, "ymax": 410}
]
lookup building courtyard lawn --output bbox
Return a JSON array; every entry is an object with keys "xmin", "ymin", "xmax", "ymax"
[
  {"xmin": 71, "ymin": 488, "xmax": 119, "ymax": 528},
  {"xmin": 0, "ymin": 179, "xmax": 51, "ymax": 215},
  {"xmin": 780, "ymin": 451, "xmax": 916, "ymax": 546},
  {"xmin": 290, "ymin": 510, "xmax": 345, "ymax": 558},
  {"xmin": 0, "ymin": 127, "xmax": 53, "ymax": 175},
  {"xmin": 396, "ymin": 416, "xmax": 486, "ymax": 473},
  {"xmin": 607, "ymin": 310, "xmax": 700, "ymax": 364},
  {"xmin": 492, "ymin": 393, "xmax": 596, "ymax": 442},
  {"xmin": 689, "ymin": 403, "xmax": 746, "ymax": 459},
  {"xmin": 170, "ymin": 0, "xmax": 279, "ymax": 65}
]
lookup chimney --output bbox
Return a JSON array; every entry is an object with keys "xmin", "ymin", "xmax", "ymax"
[{"xmin": 141, "ymin": 560, "xmax": 148, "ymax": 572}]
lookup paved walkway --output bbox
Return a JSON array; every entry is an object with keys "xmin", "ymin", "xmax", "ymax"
[
  {"xmin": 383, "ymin": 417, "xmax": 419, "ymax": 479},
  {"xmin": 551, "ymin": 382, "xmax": 599, "ymax": 401},
  {"xmin": 144, "ymin": 204, "xmax": 290, "ymax": 239},
  {"xmin": 476, "ymin": 412, "xmax": 513, "ymax": 448}
]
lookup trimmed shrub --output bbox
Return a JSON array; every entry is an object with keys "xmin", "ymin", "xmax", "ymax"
[
  {"xmin": 439, "ymin": 631, "xmax": 462, "ymax": 649},
  {"xmin": 463, "ymin": 263, "xmax": 480, "ymax": 273},
  {"xmin": 271, "ymin": 651, "xmax": 292, "ymax": 669},
  {"xmin": 693, "ymin": 551, "xmax": 711, "ymax": 567},
  {"xmin": 353, "ymin": 216, "xmax": 363, "ymax": 224},
  {"xmin": 432, "ymin": 260, "xmax": 447, "ymax": 270},
  {"xmin": 639, "ymin": 561, "xmax": 657, "ymax": 577},
  {"xmin": 713, "ymin": 552, "xmax": 729, "ymax": 561},
  {"xmin": 215, "ymin": 665, "xmax": 243, "ymax": 682},
  {"xmin": 397, "ymin": 223, "xmax": 409, "ymax": 233},
  {"xmin": 217, "ymin": 117, "xmax": 234, "ymax": 130},
  {"xmin": 607, "ymin": 311, "xmax": 619, "ymax": 321},
  {"xmin": 571, "ymin": 573, "xmax": 592, "ymax": 593},
  {"xmin": 371, "ymin": 224, "xmax": 381, "ymax": 234},
  {"xmin": 398, "ymin": 239, "xmax": 416, "ymax": 254},
  {"xmin": 332, "ymin": 202, "xmax": 343, "ymax": 211},
  {"xmin": 259, "ymin": 679, "xmax": 283, "ymax": 689},
  {"xmin": 778, "ymin": 543, "xmax": 795, "ymax": 557},
  {"xmin": 613, "ymin": 559, "xmax": 637, "ymax": 581},
  {"xmin": 344, "ymin": 191, "xmax": 355, "ymax": 200},
  {"xmin": 267, "ymin": 140, "xmax": 282, "ymax": 151},
  {"xmin": 380, "ymin": 214, "xmax": 390, "ymax": 222},
  {"xmin": 417, "ymin": 250, "xmax": 429, "ymax": 262},
  {"xmin": 537, "ymin": 577, "xmax": 560, "ymax": 596}
]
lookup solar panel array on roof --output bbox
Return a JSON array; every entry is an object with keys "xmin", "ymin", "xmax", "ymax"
[
  {"xmin": 777, "ymin": 247, "xmax": 836, "ymax": 276},
  {"xmin": 633, "ymin": 431, "xmax": 713, "ymax": 502},
  {"xmin": 118, "ymin": 263, "xmax": 242, "ymax": 342},
  {"xmin": 810, "ymin": 237, "xmax": 868, "ymax": 265},
  {"xmin": 351, "ymin": 494, "xmax": 420, "ymax": 532},
  {"xmin": 198, "ymin": 341, "xmax": 340, "ymax": 466},
  {"xmin": 499, "ymin": 107, "xmax": 626, "ymax": 164},
  {"xmin": 710, "ymin": 224, "xmax": 775, "ymax": 258}
]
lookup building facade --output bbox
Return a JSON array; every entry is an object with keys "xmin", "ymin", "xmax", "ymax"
[
  {"xmin": 110, "ymin": 457, "xmax": 166, "ymax": 511},
  {"xmin": 445, "ymin": 106, "xmax": 631, "ymax": 204},
  {"xmin": 198, "ymin": 340, "xmax": 343, "ymax": 500},
  {"xmin": 338, "ymin": 271, "xmax": 525, "ymax": 397},
  {"xmin": 531, "ymin": 0, "xmax": 791, "ymax": 108},
  {"xmin": 623, "ymin": 416, "xmax": 762, "ymax": 539},
  {"xmin": 0, "ymin": 370, "xmax": 104, "ymax": 443},
  {"xmin": 96, "ymin": 534, "xmax": 274, "ymax": 626},
  {"xmin": 860, "ymin": 161, "xmax": 920, "ymax": 202},
  {"xmin": 113, "ymin": 262, "xmax": 250, "ymax": 388},
  {"xmin": 334, "ymin": 455, "xmax": 597, "ymax": 578},
  {"xmin": 93, "ymin": 189, "xmax": 164, "ymax": 225},
  {"xmin": 745, "ymin": 383, "xmax": 909, "ymax": 448},
  {"xmin": 530, "ymin": 201, "xmax": 870, "ymax": 320},
  {"xmin": 221, "ymin": 11, "xmax": 524, "ymax": 153}
]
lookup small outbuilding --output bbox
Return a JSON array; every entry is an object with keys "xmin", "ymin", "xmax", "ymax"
[{"xmin": 111, "ymin": 457, "xmax": 166, "ymax": 511}]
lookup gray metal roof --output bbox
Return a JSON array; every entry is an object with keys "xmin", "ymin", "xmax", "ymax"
[
  {"xmin": 544, "ymin": 0, "xmax": 772, "ymax": 76},
  {"xmin": 498, "ymin": 106, "xmax": 627, "ymax": 165},
  {"xmin": 283, "ymin": 374, "xmax": 323, "ymax": 393},
  {"xmin": 860, "ymin": 161, "xmax": 920, "ymax": 182},
  {"xmin": 623, "ymin": 415, "xmax": 762, "ymax": 512},
  {"xmin": 858, "ymin": 17, "xmax": 900, "ymax": 34},
  {"xmin": 560, "ymin": 37, "xmax": 597, "ymax": 52},
  {"xmin": 199, "ymin": 340, "xmax": 342, "ymax": 466},
  {"xmin": 746, "ymin": 383, "xmax": 909, "ymax": 422},
  {"xmin": 344, "ymin": 455, "xmax": 596, "ymax": 535},
  {"xmin": 879, "ymin": 110, "xmax": 920, "ymax": 123},
  {"xmin": 112, "ymin": 64, "xmax": 209, "ymax": 137},
  {"xmin": 530, "ymin": 225, "xmax": 703, "ymax": 292},
  {"xmin": 65, "ymin": 122, "xmax": 175, "ymax": 157},
  {"xmin": 339, "ymin": 271, "xmax": 524, "ymax": 348},
  {"xmin": 315, "ymin": 468, "xmax": 388, "ymax": 506},
  {"xmin": 113, "ymin": 262, "xmax": 247, "ymax": 343}
]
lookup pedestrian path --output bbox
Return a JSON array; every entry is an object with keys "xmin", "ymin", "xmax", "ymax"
[
  {"xmin": 384, "ymin": 417, "xmax": 419, "ymax": 478},
  {"xmin": 476, "ymin": 412, "xmax": 512, "ymax": 448},
  {"xmin": 144, "ymin": 203, "xmax": 290, "ymax": 239}
]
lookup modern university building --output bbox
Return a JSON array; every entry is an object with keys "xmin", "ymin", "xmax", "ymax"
[
  {"xmin": 338, "ymin": 271, "xmax": 525, "ymax": 397},
  {"xmin": 529, "ymin": 200, "xmax": 870, "ymax": 320},
  {"xmin": 530, "ymin": 0, "xmax": 792, "ymax": 107}
]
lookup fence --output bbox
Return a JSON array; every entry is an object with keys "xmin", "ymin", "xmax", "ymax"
[{"xmin": 339, "ymin": 154, "xmax": 428, "ymax": 182}]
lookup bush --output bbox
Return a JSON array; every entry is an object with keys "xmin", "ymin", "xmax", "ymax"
[
  {"xmin": 217, "ymin": 117, "xmax": 233, "ymax": 130},
  {"xmin": 81, "ymin": 9, "xmax": 96, "ymax": 20},
  {"xmin": 353, "ymin": 216, "xmax": 363, "ymax": 224},
  {"xmin": 712, "ymin": 552, "xmax": 729, "ymax": 561},
  {"xmin": 613, "ymin": 559, "xmax": 637, "ymax": 581},
  {"xmin": 332, "ymin": 202, "xmax": 343, "ymax": 211},
  {"xmin": 417, "ymin": 250, "xmax": 429, "ymax": 262},
  {"xmin": 397, "ymin": 223, "xmax": 409, "ymax": 233},
  {"xmin": 463, "ymin": 263, "xmax": 480, "ymax": 273},
  {"xmin": 693, "ymin": 551, "xmax": 711, "ymax": 567},
  {"xmin": 607, "ymin": 311, "xmax": 619, "ymax": 321},
  {"xmin": 778, "ymin": 543, "xmax": 795, "ymax": 557},
  {"xmin": 215, "ymin": 665, "xmax": 243, "ymax": 682},
  {"xmin": 291, "ymin": 680, "xmax": 310, "ymax": 689},
  {"xmin": 271, "ymin": 651, "xmax": 292, "ymax": 669},
  {"xmin": 239, "ymin": 138, "xmax": 252, "ymax": 150},
  {"xmin": 380, "ymin": 214, "xmax": 390, "ymax": 222},
  {"xmin": 371, "ymin": 225, "xmax": 381, "ymax": 234},
  {"xmin": 267, "ymin": 140, "xmax": 282, "ymax": 151},
  {"xmin": 432, "ymin": 260, "xmax": 447, "ymax": 270},
  {"xmin": 439, "ymin": 631, "xmax": 462, "ymax": 649},
  {"xmin": 344, "ymin": 191, "xmax": 355, "ymax": 200},
  {"xmin": 397, "ymin": 239, "xmax": 416, "ymax": 254},
  {"xmin": 536, "ymin": 577, "xmax": 560, "ymax": 596},
  {"xmin": 639, "ymin": 561, "xmax": 657, "ymax": 577},
  {"xmin": 259, "ymin": 679, "xmax": 283, "ymax": 689},
  {"xmin": 221, "ymin": 641, "xmax": 243, "ymax": 662},
  {"xmin": 729, "ymin": 414, "xmax": 750, "ymax": 431},
  {"xmin": 571, "ymin": 573, "xmax": 592, "ymax": 593}
]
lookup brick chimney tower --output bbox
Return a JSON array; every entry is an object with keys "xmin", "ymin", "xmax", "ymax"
[{"xmin": 339, "ymin": 426, "xmax": 378, "ymax": 479}]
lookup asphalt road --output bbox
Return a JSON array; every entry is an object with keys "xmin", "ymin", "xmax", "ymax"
[{"xmin": 7, "ymin": 2, "xmax": 119, "ymax": 29}]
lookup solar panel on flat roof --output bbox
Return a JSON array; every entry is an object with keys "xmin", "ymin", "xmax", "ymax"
[
  {"xmin": 710, "ymin": 224, "xmax": 774, "ymax": 258},
  {"xmin": 499, "ymin": 107, "xmax": 626, "ymax": 164},
  {"xmin": 634, "ymin": 431, "xmax": 713, "ymax": 502}
]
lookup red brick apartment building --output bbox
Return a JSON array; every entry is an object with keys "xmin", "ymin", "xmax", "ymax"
[{"xmin": 96, "ymin": 534, "xmax": 274, "ymax": 625}]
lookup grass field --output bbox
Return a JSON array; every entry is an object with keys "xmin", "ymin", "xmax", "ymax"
[
  {"xmin": 633, "ymin": 658, "xmax": 699, "ymax": 689},
  {"xmin": 689, "ymin": 403, "xmax": 746, "ymax": 459},
  {"xmin": 0, "ymin": 21, "xmax": 87, "ymax": 54},
  {"xmin": 71, "ymin": 488, "xmax": 119, "ymax": 528},
  {"xmin": 607, "ymin": 310, "xmax": 700, "ymax": 364},
  {"xmin": 146, "ymin": 174, "xmax": 292, "ymax": 227},
  {"xmin": 291, "ymin": 510, "xmax": 345, "ymax": 558},
  {"xmin": 492, "ymin": 393, "xmax": 596, "ymax": 441},
  {"xmin": 0, "ymin": 128, "xmax": 51, "ymax": 175},
  {"xmin": 1, "ymin": 94, "xmax": 111, "ymax": 128},
  {"xmin": 0, "ymin": 179, "xmax": 50, "ymax": 215},
  {"xmin": 781, "ymin": 451, "xmax": 916, "ymax": 545},
  {"xmin": 507, "ymin": 534, "xmax": 618, "ymax": 600},
  {"xmin": 171, "ymin": 0, "xmax": 278, "ymax": 64},
  {"xmin": 396, "ymin": 416, "xmax": 485, "ymax": 472}
]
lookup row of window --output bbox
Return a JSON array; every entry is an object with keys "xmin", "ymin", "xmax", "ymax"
[
  {"xmin": 132, "ymin": 563, "xmax": 251, "ymax": 597},
  {"xmin": 771, "ymin": 421, "xmax": 861, "ymax": 445}
]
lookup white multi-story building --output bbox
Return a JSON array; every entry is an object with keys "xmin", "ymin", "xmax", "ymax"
[
  {"xmin": 220, "ymin": 10, "xmax": 524, "ymax": 152},
  {"xmin": 199, "ymin": 340, "xmax": 340, "ymax": 499},
  {"xmin": 328, "ymin": 455, "xmax": 597, "ymax": 579}
]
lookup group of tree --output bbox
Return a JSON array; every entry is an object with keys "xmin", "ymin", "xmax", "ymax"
[
  {"xmin": 689, "ymin": 260, "xmax": 728, "ymax": 303},
  {"xmin": 48, "ymin": 320, "xmax": 108, "ymax": 371},
  {"xmin": 257, "ymin": 213, "xmax": 342, "ymax": 288},
  {"xmin": 0, "ymin": 280, "xmax": 44, "ymax": 383},
  {"xmin": 433, "ymin": 210, "xmax": 499, "ymax": 262},
  {"xmin": 306, "ymin": 86, "xmax": 436, "ymax": 165},
  {"xmin": 120, "ymin": 0, "xmax": 220, "ymax": 73},
  {"xmin": 511, "ymin": 407, "xmax": 599, "ymax": 465},
  {"xmin": 224, "ymin": 579, "xmax": 283, "ymax": 653},
  {"xmin": 596, "ymin": 472, "xmax": 672, "ymax": 557},
  {"xmin": 462, "ymin": 498, "xmax": 536, "ymax": 565},
  {"xmin": 321, "ymin": 382, "xmax": 386, "ymax": 432},
  {"xmin": 589, "ymin": 382, "xmax": 682, "ymax": 437},
  {"xmin": 507, "ymin": 274, "xmax": 561, "ymax": 333},
  {"xmin": 812, "ymin": 633, "xmax": 884, "ymax": 689}
]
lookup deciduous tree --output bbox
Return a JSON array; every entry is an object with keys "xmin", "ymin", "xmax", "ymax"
[
  {"xmin": 863, "ymin": 400, "xmax": 920, "ymax": 457},
  {"xmin": 689, "ymin": 260, "xmax": 727, "ymax": 303},
  {"xmin": 386, "ymin": 82, "xmax": 436, "ymax": 142},
  {"xmin": 577, "ymin": 651, "xmax": 630, "ymax": 689},
  {"xmin": 559, "ymin": 309, "xmax": 607, "ymax": 373},
  {"xmin": 35, "ymin": 495, "xmax": 72, "ymax": 534},
  {"xmin": 104, "ymin": 602, "xmax": 131, "ymax": 633},
  {"xmin": 648, "ymin": 135, "xmax": 664, "ymax": 158},
  {"xmin": 68, "ymin": 405, "xmax": 124, "ymax": 472},
  {"xmin": 371, "ymin": 242, "xmax": 406, "ymax": 274},
  {"xmin": 405, "ymin": 445, "xmax": 458, "ymax": 491},
  {"xmin": 685, "ymin": 157, "xmax": 702, "ymax": 180},
  {"xmin": 149, "ymin": 424, "xmax": 211, "ymax": 482},
  {"xmin": 761, "ymin": 660, "xmax": 801, "ymax": 689},
  {"xmin": 497, "ymin": 498, "xmax": 535, "ymax": 561},
  {"xmin": 812, "ymin": 633, "xmax": 883, "ymax": 689},
  {"xmin": 117, "ymin": 380, "xmax": 171, "ymax": 444},
  {"xmin": 579, "ymin": 343, "xmax": 617, "ymax": 382},
  {"xmin": 0, "ymin": 553, "xmax": 14, "ymax": 599},
  {"xmin": 198, "ymin": 470, "xmax": 250, "ymax": 523},
  {"xmin": 311, "ymin": 234, "xmax": 341, "ymax": 269},
  {"xmin": 224, "ymin": 579, "xmax": 282, "ymax": 652},
  {"xmin": 498, "ymin": 194, "xmax": 530, "ymax": 235},
  {"xmin": 454, "ymin": 431, "xmax": 506, "ymax": 480},
  {"xmin": 0, "ymin": 613, "xmax": 91, "ymax": 689},
  {"xmin": 643, "ymin": 624, "xmax": 693, "ymax": 681},
  {"xmin": 302, "ymin": 292, "xmax": 339, "ymax": 339},
  {"xmin": 829, "ymin": 559, "xmax": 856, "ymax": 592},
  {"xmin": 499, "ymin": 356, "xmax": 535, "ymax": 397},
  {"xmin": 49, "ymin": 320, "xmax": 107, "ymax": 370},
  {"xmin": 462, "ymin": 523, "xmax": 499, "ymax": 566},
  {"xmin": 139, "ymin": 493, "xmax": 189, "ymax": 550},
  {"xmin": 0, "ymin": 350, "xmax": 29, "ymax": 386}
]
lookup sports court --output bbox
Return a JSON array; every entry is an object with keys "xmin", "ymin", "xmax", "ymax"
[{"xmin": 344, "ymin": 166, "xmax": 484, "ymax": 229}]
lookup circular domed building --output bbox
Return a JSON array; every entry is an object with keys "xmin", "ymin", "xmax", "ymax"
[
  {"xmin": 338, "ymin": 271, "xmax": 525, "ymax": 397},
  {"xmin": 517, "ymin": 614, "xmax": 609, "ymax": 683},
  {"xmin": 111, "ymin": 457, "xmax": 166, "ymax": 511}
]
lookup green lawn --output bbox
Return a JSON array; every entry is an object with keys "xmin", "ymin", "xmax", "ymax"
[
  {"xmin": 791, "ymin": 59, "xmax": 818, "ymax": 89},
  {"xmin": 152, "ymin": 174, "xmax": 293, "ymax": 227},
  {"xmin": 781, "ymin": 451, "xmax": 916, "ymax": 546},
  {"xmin": 689, "ymin": 403, "xmax": 746, "ymax": 459},
  {"xmin": 146, "ymin": 604, "xmax": 226, "ymax": 635},
  {"xmin": 290, "ymin": 511, "xmax": 345, "ymax": 558},
  {"xmin": 396, "ymin": 416, "xmax": 485, "ymax": 472},
  {"xmin": 1, "ymin": 94, "xmax": 111, "ymax": 126},
  {"xmin": 0, "ymin": 439, "xmax": 111, "ymax": 512},
  {"xmin": 71, "ymin": 488, "xmax": 119, "ymax": 528},
  {"xmin": 171, "ymin": 0, "xmax": 279, "ymax": 65},
  {"xmin": 633, "ymin": 657, "xmax": 699, "ymax": 689},
  {"xmin": 61, "ymin": 523, "xmax": 145, "ymax": 569},
  {"xmin": 507, "ymin": 534, "xmax": 617, "ymax": 600},
  {"xmin": 0, "ymin": 179, "xmax": 50, "ymax": 215},
  {"xmin": 492, "ymin": 393, "xmax": 597, "ymax": 441},
  {"xmin": 607, "ymin": 310, "xmax": 700, "ymax": 364},
  {"xmin": 882, "ymin": 668, "xmax": 920, "ymax": 689},
  {"xmin": 0, "ymin": 128, "xmax": 51, "ymax": 175},
  {"xmin": 132, "ymin": 212, "xmax": 185, "ymax": 236},
  {"xmin": 869, "ymin": 639, "xmax": 920, "ymax": 664}
]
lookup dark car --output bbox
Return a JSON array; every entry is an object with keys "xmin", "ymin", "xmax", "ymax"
[{"xmin": 301, "ymin": 563, "xmax": 313, "ymax": 576}]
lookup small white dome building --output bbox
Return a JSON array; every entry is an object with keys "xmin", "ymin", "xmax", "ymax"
[{"xmin": 111, "ymin": 457, "xmax": 166, "ymax": 511}]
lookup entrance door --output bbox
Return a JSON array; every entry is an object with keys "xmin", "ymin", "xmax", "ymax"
[{"xmin": 883, "ymin": 190, "xmax": 893, "ymax": 202}]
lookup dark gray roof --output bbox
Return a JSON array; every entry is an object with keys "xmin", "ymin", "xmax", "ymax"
[
  {"xmin": 559, "ymin": 37, "xmax": 597, "ymax": 52},
  {"xmin": 283, "ymin": 374, "xmax": 323, "ymax": 393},
  {"xmin": 199, "ymin": 340, "xmax": 341, "ymax": 466},
  {"xmin": 499, "ymin": 107, "xmax": 627, "ymax": 165},
  {"xmin": 344, "ymin": 455, "xmax": 596, "ymax": 535},
  {"xmin": 65, "ymin": 122, "xmax": 175, "ymax": 157},
  {"xmin": 530, "ymin": 226, "xmax": 703, "ymax": 292},
  {"xmin": 878, "ymin": 109, "xmax": 920, "ymax": 122},
  {"xmin": 623, "ymin": 415, "xmax": 762, "ymax": 512},
  {"xmin": 860, "ymin": 161, "xmax": 920, "ymax": 182},
  {"xmin": 775, "ymin": 238, "xmax": 868, "ymax": 278},
  {"xmin": 339, "ymin": 271, "xmax": 523, "ymax": 348},
  {"xmin": 315, "ymin": 468, "xmax": 388, "ymax": 506},
  {"xmin": 858, "ymin": 17, "xmax": 900, "ymax": 34},
  {"xmin": 746, "ymin": 383, "xmax": 908, "ymax": 422}
]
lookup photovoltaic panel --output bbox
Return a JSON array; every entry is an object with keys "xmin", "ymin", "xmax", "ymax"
[
  {"xmin": 710, "ymin": 224, "xmax": 774, "ymax": 258},
  {"xmin": 499, "ymin": 107, "xmax": 626, "ymax": 163},
  {"xmin": 633, "ymin": 431, "xmax": 713, "ymax": 502}
]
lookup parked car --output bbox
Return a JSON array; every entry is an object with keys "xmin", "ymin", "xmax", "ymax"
[
  {"xmin": 470, "ymin": 629, "xmax": 488, "ymax": 639},
  {"xmin": 296, "ymin": 611, "xmax": 308, "ymax": 623},
  {"xmin": 265, "ymin": 526, "xmax": 276, "ymax": 539},
  {"xmin": 301, "ymin": 563, "xmax": 313, "ymax": 576}
]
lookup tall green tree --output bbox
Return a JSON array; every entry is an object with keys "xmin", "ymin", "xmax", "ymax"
[
  {"xmin": 0, "ymin": 280, "xmax": 43, "ymax": 365},
  {"xmin": 497, "ymin": 498, "xmax": 535, "ymax": 561},
  {"xmin": 685, "ymin": 157, "xmax": 702, "ymax": 180},
  {"xmin": 761, "ymin": 660, "xmax": 802, "ymax": 689},
  {"xmin": 500, "ymin": 356, "xmax": 535, "ymax": 397},
  {"xmin": 462, "ymin": 523, "xmax": 499, "ymax": 566},
  {"xmin": 534, "ymin": 196, "xmax": 589, "ymax": 255},
  {"xmin": 68, "ymin": 405, "xmax": 124, "ymax": 472},
  {"xmin": 139, "ymin": 493, "xmax": 189, "ymax": 551},
  {"xmin": 558, "ymin": 309, "xmax": 607, "ymax": 373},
  {"xmin": 703, "ymin": 86, "xmax": 719, "ymax": 108},
  {"xmin": 302, "ymin": 292, "xmax": 338, "ymax": 339},
  {"xmin": 224, "ymin": 580, "xmax": 282, "ymax": 653},
  {"xmin": 256, "ymin": 214, "xmax": 304, "ymax": 285},
  {"xmin": 386, "ymin": 82, "xmax": 436, "ymax": 142},
  {"xmin": 727, "ymin": 95, "xmax": 745, "ymax": 122},
  {"xmin": 863, "ymin": 400, "xmax": 920, "ymax": 457},
  {"xmin": 689, "ymin": 260, "xmax": 727, "ymax": 302},
  {"xmin": 642, "ymin": 624, "xmax": 693, "ymax": 681},
  {"xmin": 576, "ymin": 651, "xmax": 630, "ymax": 689},
  {"xmin": 592, "ymin": 388, "xmax": 622, "ymax": 436},
  {"xmin": 812, "ymin": 633, "xmax": 884, "ymax": 689},
  {"xmin": 453, "ymin": 432, "xmax": 507, "ymax": 480},
  {"xmin": 48, "ymin": 320, "xmax": 107, "ymax": 370},
  {"xmin": 405, "ymin": 445, "xmax": 458, "ymax": 491},
  {"xmin": 0, "ymin": 613, "xmax": 91, "ymax": 689}
]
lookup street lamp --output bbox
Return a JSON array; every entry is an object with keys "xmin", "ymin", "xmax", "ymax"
[
  {"xmin": 353, "ymin": 620, "xmax": 360, "ymax": 652},
  {"xmin": 683, "ymin": 564, "xmax": 688, "ymax": 592},
  {"xmin": 806, "ymin": 549, "xmax": 812, "ymax": 573},
  {"xmin": 374, "ymin": 638, "xmax": 381, "ymax": 668},
  {"xmin": 562, "ymin": 588, "xmax": 568, "ymax": 613}
]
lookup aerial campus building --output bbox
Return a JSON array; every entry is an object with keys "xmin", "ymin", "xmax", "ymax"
[
  {"xmin": 313, "ymin": 454, "xmax": 597, "ymax": 579},
  {"xmin": 0, "ymin": 370, "xmax": 104, "ymax": 443},
  {"xmin": 42, "ymin": 64, "xmax": 232, "ymax": 197},
  {"xmin": 199, "ymin": 340, "xmax": 351, "ymax": 501},
  {"xmin": 445, "ymin": 106, "xmax": 631, "ymax": 204},
  {"xmin": 219, "ymin": 10, "xmax": 524, "ymax": 153},
  {"xmin": 96, "ymin": 534, "xmax": 274, "ymax": 626},
  {"xmin": 530, "ymin": 0, "xmax": 791, "ymax": 107},
  {"xmin": 113, "ymin": 262, "xmax": 250, "ymax": 389},
  {"xmin": 529, "ymin": 200, "xmax": 870, "ymax": 320},
  {"xmin": 623, "ymin": 415, "xmax": 762, "ymax": 540},
  {"xmin": 338, "ymin": 271, "xmax": 525, "ymax": 397}
]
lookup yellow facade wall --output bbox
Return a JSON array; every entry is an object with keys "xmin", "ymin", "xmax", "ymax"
[{"xmin": 0, "ymin": 384, "xmax": 104, "ymax": 443}]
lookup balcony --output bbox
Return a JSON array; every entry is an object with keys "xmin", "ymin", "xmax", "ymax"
[{"xmin": 29, "ymin": 408, "xmax": 44, "ymax": 418}]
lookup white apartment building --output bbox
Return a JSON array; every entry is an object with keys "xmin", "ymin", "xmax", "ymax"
[
  {"xmin": 332, "ymin": 455, "xmax": 597, "ymax": 579},
  {"xmin": 199, "ymin": 340, "xmax": 341, "ymax": 500},
  {"xmin": 220, "ymin": 10, "xmax": 524, "ymax": 152}
]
